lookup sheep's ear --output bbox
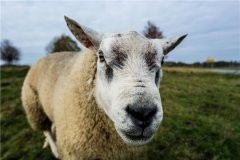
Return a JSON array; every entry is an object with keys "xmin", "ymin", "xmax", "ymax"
[
  {"xmin": 159, "ymin": 34, "xmax": 187, "ymax": 55},
  {"xmin": 64, "ymin": 16, "xmax": 103, "ymax": 50}
]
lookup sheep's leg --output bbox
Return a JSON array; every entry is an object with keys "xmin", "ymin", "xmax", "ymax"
[
  {"xmin": 43, "ymin": 124, "xmax": 59, "ymax": 159},
  {"xmin": 22, "ymin": 84, "xmax": 51, "ymax": 131}
]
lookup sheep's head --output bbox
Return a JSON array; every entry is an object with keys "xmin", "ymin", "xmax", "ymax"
[{"xmin": 65, "ymin": 16, "xmax": 187, "ymax": 146}]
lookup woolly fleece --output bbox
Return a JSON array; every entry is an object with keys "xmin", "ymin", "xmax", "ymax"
[{"xmin": 21, "ymin": 50, "xmax": 139, "ymax": 160}]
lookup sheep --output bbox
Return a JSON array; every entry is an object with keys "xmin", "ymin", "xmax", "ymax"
[{"xmin": 21, "ymin": 16, "xmax": 187, "ymax": 159}]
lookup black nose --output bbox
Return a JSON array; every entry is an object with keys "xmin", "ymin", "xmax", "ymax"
[{"xmin": 126, "ymin": 104, "xmax": 157, "ymax": 128}]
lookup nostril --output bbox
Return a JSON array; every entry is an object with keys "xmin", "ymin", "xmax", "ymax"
[
  {"xmin": 126, "ymin": 104, "xmax": 157, "ymax": 128},
  {"xmin": 126, "ymin": 105, "xmax": 142, "ymax": 119},
  {"xmin": 126, "ymin": 104, "xmax": 158, "ymax": 121},
  {"xmin": 145, "ymin": 107, "xmax": 157, "ymax": 119}
]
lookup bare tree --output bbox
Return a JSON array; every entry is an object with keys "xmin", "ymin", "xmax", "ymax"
[
  {"xmin": 143, "ymin": 21, "xmax": 168, "ymax": 62},
  {"xmin": 1, "ymin": 40, "xmax": 21, "ymax": 65},
  {"xmin": 143, "ymin": 21, "xmax": 164, "ymax": 39},
  {"xmin": 46, "ymin": 35, "xmax": 81, "ymax": 54}
]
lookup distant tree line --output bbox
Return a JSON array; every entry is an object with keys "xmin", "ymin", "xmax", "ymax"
[{"xmin": 164, "ymin": 61, "xmax": 240, "ymax": 68}]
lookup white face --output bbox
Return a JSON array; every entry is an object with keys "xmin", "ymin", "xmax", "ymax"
[
  {"xmin": 64, "ymin": 16, "xmax": 186, "ymax": 146},
  {"xmin": 95, "ymin": 32, "xmax": 164, "ymax": 146}
]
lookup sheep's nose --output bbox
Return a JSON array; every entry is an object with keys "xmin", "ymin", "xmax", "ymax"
[{"xmin": 126, "ymin": 104, "xmax": 157, "ymax": 129}]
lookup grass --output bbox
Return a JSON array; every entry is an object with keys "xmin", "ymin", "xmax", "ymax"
[
  {"xmin": 1, "ymin": 66, "xmax": 240, "ymax": 160},
  {"xmin": 1, "ymin": 66, "xmax": 54, "ymax": 160}
]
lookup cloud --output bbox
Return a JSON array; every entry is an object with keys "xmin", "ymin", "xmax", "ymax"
[{"xmin": 1, "ymin": 0, "xmax": 239, "ymax": 64}]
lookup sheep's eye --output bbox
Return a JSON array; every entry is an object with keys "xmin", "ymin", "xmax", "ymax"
[{"xmin": 98, "ymin": 50, "xmax": 105, "ymax": 63}]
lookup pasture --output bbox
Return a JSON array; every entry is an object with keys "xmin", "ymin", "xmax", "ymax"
[{"xmin": 1, "ymin": 66, "xmax": 240, "ymax": 160}]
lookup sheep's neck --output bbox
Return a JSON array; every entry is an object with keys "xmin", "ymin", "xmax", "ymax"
[{"xmin": 72, "ymin": 51, "xmax": 138, "ymax": 158}]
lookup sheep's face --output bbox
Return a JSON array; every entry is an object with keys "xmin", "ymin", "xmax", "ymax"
[
  {"xmin": 65, "ymin": 16, "xmax": 187, "ymax": 146},
  {"xmin": 95, "ymin": 32, "xmax": 164, "ymax": 145}
]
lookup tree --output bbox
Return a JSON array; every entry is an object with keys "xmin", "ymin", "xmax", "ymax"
[
  {"xmin": 1, "ymin": 40, "xmax": 21, "ymax": 65},
  {"xmin": 143, "ymin": 21, "xmax": 168, "ymax": 62},
  {"xmin": 143, "ymin": 21, "xmax": 165, "ymax": 39},
  {"xmin": 46, "ymin": 35, "xmax": 81, "ymax": 54}
]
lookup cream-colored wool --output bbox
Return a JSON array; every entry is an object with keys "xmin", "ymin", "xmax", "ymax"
[
  {"xmin": 22, "ymin": 50, "xmax": 138, "ymax": 159},
  {"xmin": 22, "ymin": 16, "xmax": 187, "ymax": 160}
]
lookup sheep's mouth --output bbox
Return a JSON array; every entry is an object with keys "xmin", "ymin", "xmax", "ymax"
[
  {"xmin": 116, "ymin": 127, "xmax": 154, "ymax": 145},
  {"xmin": 124, "ymin": 133, "xmax": 151, "ymax": 141},
  {"xmin": 120, "ymin": 129, "xmax": 153, "ymax": 141}
]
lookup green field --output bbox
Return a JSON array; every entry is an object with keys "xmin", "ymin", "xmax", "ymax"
[{"xmin": 1, "ymin": 66, "xmax": 240, "ymax": 160}]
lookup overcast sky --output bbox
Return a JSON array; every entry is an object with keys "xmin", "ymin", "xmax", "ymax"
[{"xmin": 1, "ymin": 0, "xmax": 240, "ymax": 64}]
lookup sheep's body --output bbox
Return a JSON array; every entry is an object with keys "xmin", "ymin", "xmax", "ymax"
[
  {"xmin": 22, "ymin": 50, "xmax": 137, "ymax": 159},
  {"xmin": 22, "ymin": 16, "xmax": 187, "ymax": 159}
]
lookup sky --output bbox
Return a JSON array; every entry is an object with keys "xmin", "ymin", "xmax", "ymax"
[{"xmin": 1, "ymin": 0, "xmax": 240, "ymax": 65}]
